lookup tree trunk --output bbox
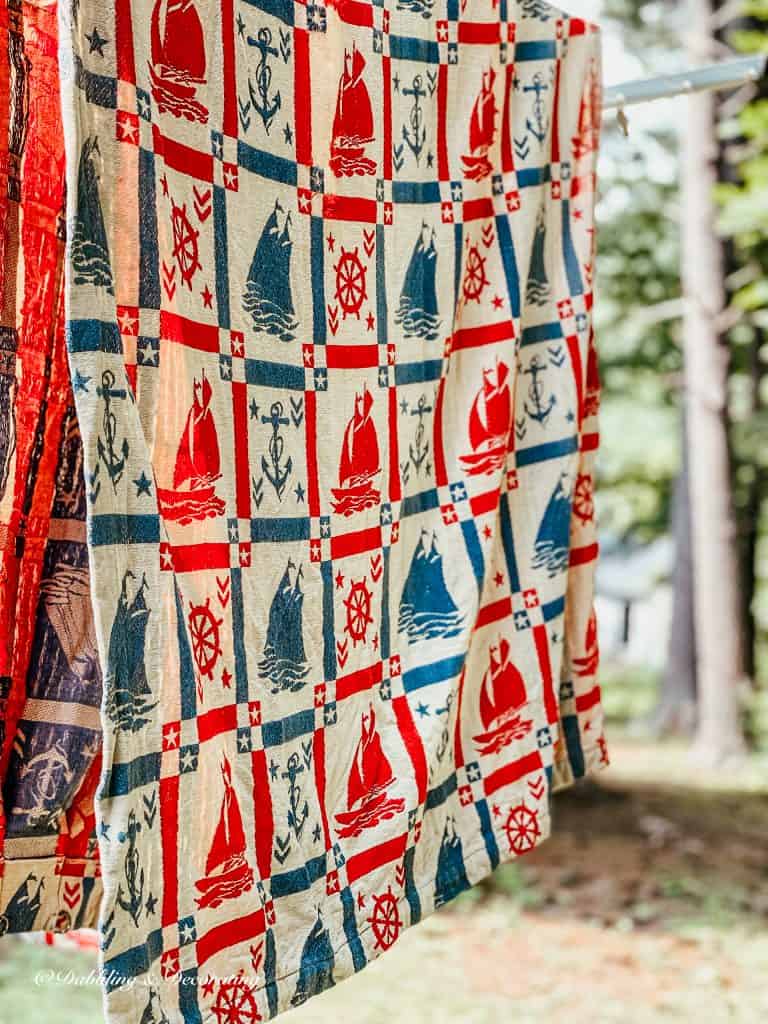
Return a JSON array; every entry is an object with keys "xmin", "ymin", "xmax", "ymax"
[{"xmin": 682, "ymin": 0, "xmax": 747, "ymax": 763}]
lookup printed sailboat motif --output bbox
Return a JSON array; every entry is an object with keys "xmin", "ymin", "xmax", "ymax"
[
  {"xmin": 105, "ymin": 571, "xmax": 157, "ymax": 734},
  {"xmin": 398, "ymin": 531, "xmax": 463, "ymax": 644},
  {"xmin": 41, "ymin": 566, "xmax": 100, "ymax": 679},
  {"xmin": 157, "ymin": 370, "xmax": 226, "ymax": 524},
  {"xmin": 532, "ymin": 471, "xmax": 573, "ymax": 576},
  {"xmin": 243, "ymin": 200, "xmax": 298, "ymax": 342},
  {"xmin": 335, "ymin": 705, "xmax": 405, "ymax": 838},
  {"xmin": 291, "ymin": 910, "xmax": 335, "ymax": 1005},
  {"xmin": 258, "ymin": 560, "xmax": 310, "ymax": 693},
  {"xmin": 331, "ymin": 383, "xmax": 381, "ymax": 516},
  {"xmin": 395, "ymin": 223, "xmax": 440, "ymax": 340},
  {"xmin": 0, "ymin": 873, "xmax": 44, "ymax": 935},
  {"xmin": 72, "ymin": 136, "xmax": 113, "ymax": 293},
  {"xmin": 459, "ymin": 359, "xmax": 512, "ymax": 476},
  {"xmin": 573, "ymin": 608, "xmax": 599, "ymax": 677},
  {"xmin": 473, "ymin": 637, "xmax": 532, "ymax": 755},
  {"xmin": 572, "ymin": 58, "xmax": 601, "ymax": 160},
  {"xmin": 195, "ymin": 755, "xmax": 255, "ymax": 909},
  {"xmin": 148, "ymin": 0, "xmax": 208, "ymax": 122},
  {"xmin": 461, "ymin": 68, "xmax": 497, "ymax": 181},
  {"xmin": 434, "ymin": 816, "xmax": 470, "ymax": 908},
  {"xmin": 526, "ymin": 206, "xmax": 551, "ymax": 307},
  {"xmin": 329, "ymin": 44, "xmax": 376, "ymax": 177}
]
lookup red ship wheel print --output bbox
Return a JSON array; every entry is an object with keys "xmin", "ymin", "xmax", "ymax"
[
  {"xmin": 212, "ymin": 973, "xmax": 261, "ymax": 1024},
  {"xmin": 334, "ymin": 246, "xmax": 368, "ymax": 319},
  {"xmin": 462, "ymin": 242, "xmax": 489, "ymax": 304},
  {"xmin": 504, "ymin": 804, "xmax": 541, "ymax": 855},
  {"xmin": 188, "ymin": 597, "xmax": 224, "ymax": 680},
  {"xmin": 171, "ymin": 200, "xmax": 201, "ymax": 288},
  {"xmin": 368, "ymin": 886, "xmax": 402, "ymax": 950},
  {"xmin": 344, "ymin": 577, "xmax": 373, "ymax": 646},
  {"xmin": 572, "ymin": 472, "xmax": 594, "ymax": 525}
]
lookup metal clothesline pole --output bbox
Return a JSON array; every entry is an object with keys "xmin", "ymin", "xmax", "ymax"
[{"xmin": 602, "ymin": 54, "xmax": 767, "ymax": 111}]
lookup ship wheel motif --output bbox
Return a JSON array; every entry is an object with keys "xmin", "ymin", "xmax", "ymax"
[
  {"xmin": 572, "ymin": 472, "xmax": 594, "ymax": 525},
  {"xmin": 462, "ymin": 242, "xmax": 489, "ymax": 304},
  {"xmin": 212, "ymin": 973, "xmax": 261, "ymax": 1024},
  {"xmin": 504, "ymin": 803, "xmax": 541, "ymax": 855},
  {"xmin": 334, "ymin": 245, "xmax": 368, "ymax": 319},
  {"xmin": 188, "ymin": 597, "xmax": 224, "ymax": 680},
  {"xmin": 343, "ymin": 577, "xmax": 373, "ymax": 646},
  {"xmin": 171, "ymin": 200, "xmax": 202, "ymax": 288},
  {"xmin": 367, "ymin": 885, "xmax": 402, "ymax": 950}
]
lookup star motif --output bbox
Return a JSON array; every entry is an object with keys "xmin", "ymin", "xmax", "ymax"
[
  {"xmin": 133, "ymin": 471, "xmax": 152, "ymax": 497},
  {"xmin": 86, "ymin": 26, "xmax": 108, "ymax": 56},
  {"xmin": 100, "ymin": 821, "xmax": 110, "ymax": 839},
  {"xmin": 202, "ymin": 977, "xmax": 216, "ymax": 998},
  {"xmin": 574, "ymin": 208, "xmax": 584, "ymax": 220},
  {"xmin": 366, "ymin": 311, "xmax": 375, "ymax": 331},
  {"xmin": 427, "ymin": 151, "xmax": 434, "ymax": 168},
  {"xmin": 492, "ymin": 294, "xmax": 503, "ymax": 310},
  {"xmin": 565, "ymin": 409, "xmax": 575, "ymax": 423},
  {"xmin": 492, "ymin": 803, "xmax": 501, "ymax": 817},
  {"xmin": 161, "ymin": 174, "xmax": 169, "ymax": 196},
  {"xmin": 283, "ymin": 123, "xmax": 293, "ymax": 145},
  {"xmin": 312, "ymin": 823, "xmax": 322, "ymax": 843},
  {"xmin": 221, "ymin": 667, "xmax": 232, "ymax": 688},
  {"xmin": 269, "ymin": 760, "xmax": 279, "ymax": 782},
  {"xmin": 393, "ymin": 73, "xmax": 400, "ymax": 91},
  {"xmin": 145, "ymin": 892, "xmax": 158, "ymax": 915},
  {"xmin": 249, "ymin": 398, "xmax": 259, "ymax": 419},
  {"xmin": 73, "ymin": 369, "xmax": 91, "ymax": 393},
  {"xmin": 201, "ymin": 284, "xmax": 213, "ymax": 308},
  {"xmin": 399, "ymin": 398, "xmax": 409, "ymax": 414},
  {"xmin": 372, "ymin": 634, "xmax": 379, "ymax": 650},
  {"xmin": 295, "ymin": 481, "xmax": 305, "ymax": 502},
  {"xmin": 494, "ymin": 571, "xmax": 504, "ymax": 586},
  {"xmin": 483, "ymin": 524, "xmax": 492, "ymax": 539},
  {"xmin": 335, "ymin": 571, "xmax": 345, "ymax": 590},
  {"xmin": 357, "ymin": 891, "xmax": 366, "ymax": 909},
  {"xmin": 236, "ymin": 12, "xmax": 245, "ymax": 36},
  {"xmin": 223, "ymin": 165, "xmax": 237, "ymax": 189},
  {"xmin": 416, "ymin": 702, "xmax": 430, "ymax": 718},
  {"xmin": 327, "ymin": 232, "xmax": 335, "ymax": 251},
  {"xmin": 180, "ymin": 748, "xmax": 196, "ymax": 772}
]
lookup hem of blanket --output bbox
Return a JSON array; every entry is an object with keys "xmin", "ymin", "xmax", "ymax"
[
  {"xmin": 107, "ymin": 740, "xmax": 607, "ymax": 1019},
  {"xmin": 552, "ymin": 739, "xmax": 608, "ymax": 793},
  {"xmin": 0, "ymin": 855, "xmax": 101, "ymax": 934}
]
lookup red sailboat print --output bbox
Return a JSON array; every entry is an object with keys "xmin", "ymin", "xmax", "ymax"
[
  {"xmin": 331, "ymin": 383, "xmax": 381, "ymax": 516},
  {"xmin": 157, "ymin": 369, "xmax": 226, "ymax": 524},
  {"xmin": 461, "ymin": 67, "xmax": 497, "ymax": 181},
  {"xmin": 335, "ymin": 705, "xmax": 405, "ymax": 839},
  {"xmin": 329, "ymin": 44, "xmax": 377, "ymax": 177},
  {"xmin": 459, "ymin": 358, "xmax": 512, "ymax": 476},
  {"xmin": 195, "ymin": 755, "xmax": 255, "ymax": 909},
  {"xmin": 473, "ymin": 638, "xmax": 533, "ymax": 756},
  {"xmin": 573, "ymin": 609, "xmax": 599, "ymax": 677},
  {"xmin": 148, "ymin": 0, "xmax": 209, "ymax": 123},
  {"xmin": 572, "ymin": 58, "xmax": 601, "ymax": 160}
]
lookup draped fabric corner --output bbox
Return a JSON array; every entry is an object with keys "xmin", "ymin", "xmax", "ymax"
[{"xmin": 1, "ymin": 0, "xmax": 607, "ymax": 1019}]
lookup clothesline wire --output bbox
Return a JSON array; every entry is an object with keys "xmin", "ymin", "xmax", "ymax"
[{"xmin": 602, "ymin": 53, "xmax": 767, "ymax": 111}]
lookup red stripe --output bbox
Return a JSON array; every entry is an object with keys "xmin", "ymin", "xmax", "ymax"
[
  {"xmin": 221, "ymin": 0, "xmax": 237, "ymax": 137},
  {"xmin": 232, "ymin": 381, "xmax": 250, "ymax": 518},
  {"xmin": 168, "ymin": 542, "xmax": 230, "ymax": 572},
  {"xmin": 533, "ymin": 622, "xmax": 558, "ymax": 725},
  {"xmin": 196, "ymin": 704, "xmax": 238, "ymax": 743},
  {"xmin": 313, "ymin": 728, "xmax": 332, "ymax": 848},
  {"xmin": 323, "ymin": 194, "xmax": 377, "ymax": 223},
  {"xmin": 393, "ymin": 695, "xmax": 428, "ymax": 803},
  {"xmin": 475, "ymin": 596, "xmax": 512, "ymax": 630},
  {"xmin": 469, "ymin": 487, "xmax": 500, "ymax": 518},
  {"xmin": 458, "ymin": 22, "xmax": 500, "ymax": 44},
  {"xmin": 151, "ymin": 125, "xmax": 213, "ymax": 182},
  {"xmin": 325, "ymin": 344, "xmax": 378, "ymax": 369},
  {"xmin": 160, "ymin": 775, "xmax": 179, "ymax": 925},
  {"xmin": 433, "ymin": 374, "xmax": 448, "ymax": 487},
  {"xmin": 330, "ymin": 525, "xmax": 382, "ymax": 560},
  {"xmin": 570, "ymin": 541, "xmax": 599, "ymax": 567},
  {"xmin": 453, "ymin": 667, "xmax": 467, "ymax": 768},
  {"xmin": 452, "ymin": 320, "xmax": 514, "ymax": 352},
  {"xmin": 115, "ymin": 0, "xmax": 136, "ymax": 83},
  {"xmin": 484, "ymin": 749, "xmax": 542, "ymax": 797},
  {"xmin": 501, "ymin": 65, "xmax": 516, "ymax": 175},
  {"xmin": 336, "ymin": 661, "xmax": 383, "ymax": 702},
  {"xmin": 305, "ymin": 391, "xmax": 320, "ymax": 516},
  {"xmin": 463, "ymin": 196, "xmax": 494, "ymax": 222},
  {"xmin": 160, "ymin": 311, "xmax": 219, "ymax": 352},
  {"xmin": 388, "ymin": 384, "xmax": 401, "ymax": 502},
  {"xmin": 566, "ymin": 334, "xmax": 584, "ymax": 428},
  {"xmin": 576, "ymin": 685, "xmax": 602, "ymax": 712},
  {"xmin": 383, "ymin": 55, "xmax": 392, "ymax": 179},
  {"xmin": 294, "ymin": 30, "xmax": 312, "ymax": 165},
  {"xmin": 196, "ymin": 910, "xmax": 265, "ymax": 966},
  {"xmin": 251, "ymin": 749, "xmax": 274, "ymax": 878},
  {"xmin": 346, "ymin": 833, "xmax": 407, "ymax": 884},
  {"xmin": 581, "ymin": 431, "xmax": 599, "ymax": 452},
  {"xmin": 335, "ymin": 0, "xmax": 374, "ymax": 27},
  {"xmin": 437, "ymin": 65, "xmax": 449, "ymax": 181}
]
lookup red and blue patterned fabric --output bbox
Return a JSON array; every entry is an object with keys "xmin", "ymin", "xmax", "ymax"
[{"xmin": 1, "ymin": 0, "xmax": 607, "ymax": 1019}]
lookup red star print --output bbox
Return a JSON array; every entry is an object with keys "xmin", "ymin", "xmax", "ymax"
[
  {"xmin": 494, "ymin": 571, "xmax": 504, "ymax": 586},
  {"xmin": 335, "ymin": 571, "xmax": 345, "ymax": 589},
  {"xmin": 366, "ymin": 311, "xmax": 375, "ymax": 331},
  {"xmin": 221, "ymin": 667, "xmax": 232, "ymax": 688},
  {"xmin": 483, "ymin": 524, "xmax": 492, "ymax": 539},
  {"xmin": 327, "ymin": 232, "xmax": 335, "ymax": 251},
  {"xmin": 161, "ymin": 174, "xmax": 169, "ymax": 196},
  {"xmin": 201, "ymin": 284, "xmax": 213, "ymax": 308},
  {"xmin": 492, "ymin": 294, "xmax": 503, "ymax": 309}
]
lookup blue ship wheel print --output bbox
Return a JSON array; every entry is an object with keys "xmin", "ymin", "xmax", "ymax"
[
  {"xmin": 189, "ymin": 597, "xmax": 224, "ymax": 680},
  {"xmin": 212, "ymin": 974, "xmax": 260, "ymax": 1024}
]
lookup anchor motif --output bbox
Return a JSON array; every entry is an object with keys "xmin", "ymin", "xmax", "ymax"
[
  {"xmin": 115, "ymin": 809, "xmax": 145, "ymax": 927},
  {"xmin": 401, "ymin": 73, "xmax": 427, "ymax": 163},
  {"xmin": 408, "ymin": 393, "xmax": 432, "ymax": 476},
  {"xmin": 247, "ymin": 27, "xmax": 281, "ymax": 133},
  {"xmin": 261, "ymin": 401, "xmax": 292, "ymax": 499},
  {"xmin": 523, "ymin": 355, "xmax": 556, "ymax": 425},
  {"xmin": 283, "ymin": 751, "xmax": 309, "ymax": 841},
  {"xmin": 96, "ymin": 370, "xmax": 130, "ymax": 490},
  {"xmin": 524, "ymin": 72, "xmax": 549, "ymax": 143}
]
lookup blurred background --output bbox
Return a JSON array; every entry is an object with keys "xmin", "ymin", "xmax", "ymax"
[{"xmin": 2, "ymin": 0, "xmax": 768, "ymax": 1022}]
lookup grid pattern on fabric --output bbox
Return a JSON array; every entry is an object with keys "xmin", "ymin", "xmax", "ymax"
[{"xmin": 53, "ymin": 0, "xmax": 606, "ymax": 1018}]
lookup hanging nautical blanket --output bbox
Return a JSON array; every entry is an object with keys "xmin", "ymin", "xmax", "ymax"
[{"xmin": 50, "ymin": 0, "xmax": 604, "ymax": 1017}]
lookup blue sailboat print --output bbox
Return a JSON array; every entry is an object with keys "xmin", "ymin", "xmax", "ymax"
[
  {"xmin": 104, "ymin": 571, "xmax": 158, "ymax": 733},
  {"xmin": 0, "ymin": 873, "xmax": 44, "ymax": 935},
  {"xmin": 258, "ymin": 560, "xmax": 310, "ymax": 693},
  {"xmin": 71, "ymin": 136, "xmax": 114, "ymax": 293},
  {"xmin": 290, "ymin": 910, "xmax": 335, "ymax": 1006},
  {"xmin": 243, "ymin": 200, "xmax": 298, "ymax": 342},
  {"xmin": 434, "ymin": 816, "xmax": 470, "ymax": 908},
  {"xmin": 532, "ymin": 471, "xmax": 573, "ymax": 576},
  {"xmin": 395, "ymin": 222, "xmax": 440, "ymax": 340},
  {"xmin": 398, "ymin": 530, "xmax": 463, "ymax": 644},
  {"xmin": 526, "ymin": 205, "xmax": 550, "ymax": 307}
]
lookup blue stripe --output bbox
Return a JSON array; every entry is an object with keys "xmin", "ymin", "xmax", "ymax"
[
  {"xmin": 380, "ymin": 546, "xmax": 391, "ymax": 661},
  {"xmin": 389, "ymin": 35, "xmax": 440, "ymax": 63},
  {"xmin": 401, "ymin": 487, "xmax": 439, "ymax": 519},
  {"xmin": 500, "ymin": 492, "xmax": 521, "ymax": 594},
  {"xmin": 403, "ymin": 844, "xmax": 421, "ymax": 924},
  {"xmin": 244, "ymin": 358, "xmax": 305, "ymax": 390},
  {"xmin": 561, "ymin": 199, "xmax": 584, "ymax": 296},
  {"xmin": 474, "ymin": 799, "xmax": 500, "ymax": 869},
  {"xmin": 311, "ymin": 215, "xmax": 326, "ymax": 346},
  {"xmin": 321, "ymin": 558, "xmax": 337, "ymax": 681},
  {"xmin": 402, "ymin": 653, "xmax": 465, "ymax": 694},
  {"xmin": 138, "ymin": 149, "xmax": 160, "ymax": 308},
  {"xmin": 394, "ymin": 358, "xmax": 443, "ymax": 386},
  {"xmin": 270, "ymin": 854, "xmax": 326, "ymax": 898},
  {"xmin": 75, "ymin": 56, "xmax": 117, "ymax": 108},
  {"xmin": 460, "ymin": 518, "xmax": 484, "ymax": 591},
  {"xmin": 214, "ymin": 184, "xmax": 230, "ymax": 329},
  {"xmin": 262, "ymin": 709, "xmax": 316, "ymax": 747},
  {"xmin": 392, "ymin": 180, "xmax": 441, "ymax": 205},
  {"xmin": 495, "ymin": 212, "xmax": 521, "ymax": 320},
  {"xmin": 231, "ymin": 568, "xmax": 248, "ymax": 703},
  {"xmin": 376, "ymin": 222, "xmax": 387, "ymax": 346},
  {"xmin": 563, "ymin": 714, "xmax": 585, "ymax": 778},
  {"xmin": 89, "ymin": 514, "xmax": 160, "ymax": 546},
  {"xmin": 341, "ymin": 886, "xmax": 367, "ymax": 970},
  {"xmin": 521, "ymin": 321, "xmax": 562, "ymax": 347},
  {"xmin": 516, "ymin": 40, "xmax": 557, "ymax": 61},
  {"xmin": 425, "ymin": 773, "xmax": 457, "ymax": 811},
  {"xmin": 238, "ymin": 141, "xmax": 297, "ymax": 186},
  {"xmin": 516, "ymin": 435, "xmax": 578, "ymax": 467},
  {"xmin": 542, "ymin": 594, "xmax": 565, "ymax": 622},
  {"xmin": 175, "ymin": 580, "xmax": 197, "ymax": 721},
  {"xmin": 178, "ymin": 969, "xmax": 203, "ymax": 1024},
  {"xmin": 67, "ymin": 319, "xmax": 122, "ymax": 354},
  {"xmin": 249, "ymin": 516, "xmax": 310, "ymax": 543},
  {"xmin": 241, "ymin": 0, "xmax": 293, "ymax": 22},
  {"xmin": 516, "ymin": 166, "xmax": 551, "ymax": 188},
  {"xmin": 101, "ymin": 752, "xmax": 161, "ymax": 798}
]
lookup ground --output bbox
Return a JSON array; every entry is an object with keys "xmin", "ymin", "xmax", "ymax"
[{"xmin": 1, "ymin": 737, "xmax": 767, "ymax": 1024}]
